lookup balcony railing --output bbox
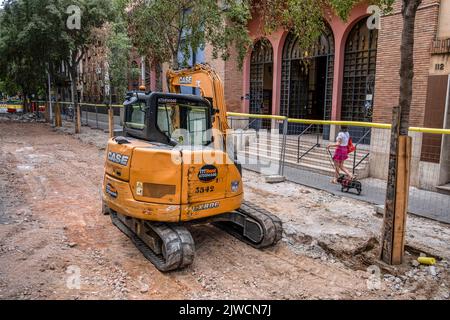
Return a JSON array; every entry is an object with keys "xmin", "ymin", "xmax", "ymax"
[{"xmin": 431, "ymin": 38, "xmax": 450, "ymax": 55}]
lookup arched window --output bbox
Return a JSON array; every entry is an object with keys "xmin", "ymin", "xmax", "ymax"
[
  {"xmin": 145, "ymin": 58, "xmax": 152, "ymax": 90},
  {"xmin": 341, "ymin": 18, "xmax": 378, "ymax": 123},
  {"xmin": 280, "ymin": 23, "xmax": 335, "ymax": 123},
  {"xmin": 249, "ymin": 39, "xmax": 274, "ymax": 129},
  {"xmin": 341, "ymin": 17, "xmax": 378, "ymax": 144},
  {"xmin": 130, "ymin": 61, "xmax": 140, "ymax": 90},
  {"xmin": 250, "ymin": 39, "xmax": 273, "ymax": 116}
]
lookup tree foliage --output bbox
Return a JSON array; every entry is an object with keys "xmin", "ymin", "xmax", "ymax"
[
  {"xmin": 0, "ymin": 0, "xmax": 397, "ymax": 96},
  {"xmin": 255, "ymin": 0, "xmax": 395, "ymax": 51},
  {"xmin": 106, "ymin": 0, "xmax": 132, "ymax": 100},
  {"xmin": 128, "ymin": 0, "xmax": 252, "ymax": 69},
  {"xmin": 128, "ymin": 0, "xmax": 395, "ymax": 70},
  {"xmin": 0, "ymin": 0, "xmax": 115, "ymax": 95},
  {"xmin": 0, "ymin": 0, "xmax": 65, "ymax": 98},
  {"xmin": 58, "ymin": 0, "xmax": 114, "ymax": 67}
]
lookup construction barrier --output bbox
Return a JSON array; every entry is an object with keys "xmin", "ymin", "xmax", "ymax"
[
  {"xmin": 227, "ymin": 112, "xmax": 450, "ymax": 226},
  {"xmin": 228, "ymin": 112, "xmax": 450, "ymax": 135},
  {"xmin": 0, "ymin": 100, "xmax": 24, "ymax": 114},
  {"xmin": 33, "ymin": 100, "xmax": 123, "ymax": 136},
  {"xmin": 29, "ymin": 101, "xmax": 449, "ymax": 224}
]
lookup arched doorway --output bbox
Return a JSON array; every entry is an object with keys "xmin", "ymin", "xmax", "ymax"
[
  {"xmin": 145, "ymin": 58, "xmax": 152, "ymax": 90},
  {"xmin": 144, "ymin": 60, "xmax": 163, "ymax": 92},
  {"xmin": 341, "ymin": 17, "xmax": 378, "ymax": 143},
  {"xmin": 280, "ymin": 23, "xmax": 335, "ymax": 136},
  {"xmin": 250, "ymin": 39, "xmax": 274, "ymax": 129},
  {"xmin": 129, "ymin": 60, "xmax": 140, "ymax": 90}
]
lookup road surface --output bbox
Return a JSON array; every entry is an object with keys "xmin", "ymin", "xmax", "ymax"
[{"xmin": 0, "ymin": 120, "xmax": 448, "ymax": 300}]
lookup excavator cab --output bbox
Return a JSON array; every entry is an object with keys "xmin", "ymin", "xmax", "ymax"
[
  {"xmin": 103, "ymin": 64, "xmax": 282, "ymax": 272},
  {"xmin": 122, "ymin": 92, "xmax": 213, "ymax": 147}
]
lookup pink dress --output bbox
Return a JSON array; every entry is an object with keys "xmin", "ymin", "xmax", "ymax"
[{"xmin": 333, "ymin": 146, "xmax": 349, "ymax": 162}]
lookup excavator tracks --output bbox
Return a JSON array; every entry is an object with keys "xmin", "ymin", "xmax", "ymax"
[
  {"xmin": 110, "ymin": 211, "xmax": 195, "ymax": 272},
  {"xmin": 109, "ymin": 201, "xmax": 282, "ymax": 272},
  {"xmin": 213, "ymin": 201, "xmax": 283, "ymax": 249}
]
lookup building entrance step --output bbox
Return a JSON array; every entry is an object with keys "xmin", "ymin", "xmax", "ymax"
[{"xmin": 436, "ymin": 184, "xmax": 450, "ymax": 195}]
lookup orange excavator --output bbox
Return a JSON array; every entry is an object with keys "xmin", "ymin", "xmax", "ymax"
[{"xmin": 102, "ymin": 64, "xmax": 282, "ymax": 271}]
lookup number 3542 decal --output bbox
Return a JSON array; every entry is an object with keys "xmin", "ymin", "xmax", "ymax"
[{"xmin": 195, "ymin": 186, "xmax": 215, "ymax": 194}]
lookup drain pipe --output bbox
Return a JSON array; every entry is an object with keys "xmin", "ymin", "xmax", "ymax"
[{"xmin": 440, "ymin": 75, "xmax": 450, "ymax": 184}]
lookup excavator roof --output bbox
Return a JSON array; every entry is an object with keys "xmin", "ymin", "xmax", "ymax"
[{"xmin": 123, "ymin": 91, "xmax": 209, "ymax": 107}]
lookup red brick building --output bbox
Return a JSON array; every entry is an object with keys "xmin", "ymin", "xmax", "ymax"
[
  {"xmin": 132, "ymin": 0, "xmax": 449, "ymax": 190},
  {"xmin": 239, "ymin": 1, "xmax": 445, "ymax": 125},
  {"xmin": 236, "ymin": 0, "xmax": 449, "ymax": 190}
]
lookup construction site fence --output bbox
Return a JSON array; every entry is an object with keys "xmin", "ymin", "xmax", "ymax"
[
  {"xmin": 26, "ymin": 102, "xmax": 449, "ymax": 223},
  {"xmin": 227, "ymin": 113, "xmax": 450, "ymax": 225},
  {"xmin": 31, "ymin": 100, "xmax": 123, "ymax": 131}
]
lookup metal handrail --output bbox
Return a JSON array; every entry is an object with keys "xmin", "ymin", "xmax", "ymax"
[
  {"xmin": 355, "ymin": 128, "xmax": 372, "ymax": 147},
  {"xmin": 297, "ymin": 124, "xmax": 321, "ymax": 163},
  {"xmin": 228, "ymin": 117, "xmax": 259, "ymax": 131},
  {"xmin": 228, "ymin": 117, "xmax": 261, "ymax": 155},
  {"xmin": 352, "ymin": 129, "xmax": 372, "ymax": 174}
]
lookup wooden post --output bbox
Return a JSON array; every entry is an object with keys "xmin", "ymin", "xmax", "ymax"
[
  {"xmin": 392, "ymin": 135, "xmax": 412, "ymax": 264},
  {"xmin": 108, "ymin": 106, "xmax": 114, "ymax": 138},
  {"xmin": 55, "ymin": 102, "xmax": 62, "ymax": 127},
  {"xmin": 380, "ymin": 107, "xmax": 412, "ymax": 265},
  {"xmin": 44, "ymin": 101, "xmax": 50, "ymax": 122},
  {"xmin": 75, "ymin": 104, "xmax": 81, "ymax": 134}
]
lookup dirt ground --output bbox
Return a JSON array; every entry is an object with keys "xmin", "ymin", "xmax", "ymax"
[{"xmin": 0, "ymin": 119, "xmax": 449, "ymax": 300}]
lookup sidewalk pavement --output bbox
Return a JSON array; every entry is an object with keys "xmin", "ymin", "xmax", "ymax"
[{"xmin": 239, "ymin": 155, "xmax": 450, "ymax": 224}]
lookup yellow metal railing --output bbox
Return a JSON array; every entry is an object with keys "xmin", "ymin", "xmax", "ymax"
[
  {"xmin": 227, "ymin": 112, "xmax": 450, "ymax": 135},
  {"xmin": 31, "ymin": 103, "xmax": 450, "ymax": 135},
  {"xmin": 56, "ymin": 101, "xmax": 123, "ymax": 108},
  {"xmin": 227, "ymin": 112, "xmax": 287, "ymax": 121},
  {"xmin": 34, "ymin": 100, "xmax": 123, "ymax": 108}
]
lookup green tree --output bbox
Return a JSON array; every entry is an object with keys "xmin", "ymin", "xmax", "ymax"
[
  {"xmin": 0, "ymin": 79, "xmax": 19, "ymax": 97},
  {"xmin": 57, "ymin": 0, "xmax": 115, "ymax": 133},
  {"xmin": 128, "ymin": 0, "xmax": 252, "ymax": 69},
  {"xmin": 256, "ymin": 0, "xmax": 394, "ymax": 50},
  {"xmin": 0, "ymin": 0, "xmax": 64, "ymax": 109},
  {"xmin": 0, "ymin": 0, "xmax": 116, "ymax": 122},
  {"xmin": 106, "ymin": 0, "xmax": 132, "ymax": 101}
]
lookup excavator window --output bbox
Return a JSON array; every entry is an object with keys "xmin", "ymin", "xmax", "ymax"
[
  {"xmin": 125, "ymin": 100, "xmax": 146, "ymax": 130},
  {"xmin": 156, "ymin": 99, "xmax": 211, "ymax": 146},
  {"xmin": 122, "ymin": 92, "xmax": 212, "ymax": 146}
]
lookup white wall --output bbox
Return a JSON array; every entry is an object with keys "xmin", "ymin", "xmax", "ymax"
[{"xmin": 438, "ymin": 0, "xmax": 450, "ymax": 39}]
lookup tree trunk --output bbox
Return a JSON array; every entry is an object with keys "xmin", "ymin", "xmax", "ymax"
[
  {"xmin": 380, "ymin": 0, "xmax": 422, "ymax": 265},
  {"xmin": 171, "ymin": 53, "xmax": 179, "ymax": 71},
  {"xmin": 22, "ymin": 92, "xmax": 28, "ymax": 113},
  {"xmin": 398, "ymin": 0, "xmax": 422, "ymax": 135},
  {"xmin": 24, "ymin": 94, "xmax": 31, "ymax": 113}
]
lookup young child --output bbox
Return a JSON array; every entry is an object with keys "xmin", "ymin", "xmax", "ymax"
[{"xmin": 327, "ymin": 126, "xmax": 354, "ymax": 184}]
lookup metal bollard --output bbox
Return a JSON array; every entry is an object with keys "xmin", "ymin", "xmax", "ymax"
[
  {"xmin": 278, "ymin": 118, "xmax": 288, "ymax": 177},
  {"xmin": 108, "ymin": 105, "xmax": 114, "ymax": 138},
  {"xmin": 95, "ymin": 105, "xmax": 99, "ymax": 129}
]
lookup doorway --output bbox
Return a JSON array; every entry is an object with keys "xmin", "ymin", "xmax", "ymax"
[
  {"xmin": 280, "ymin": 25, "xmax": 335, "ymax": 137},
  {"xmin": 250, "ymin": 39, "xmax": 273, "ymax": 130},
  {"xmin": 341, "ymin": 17, "xmax": 378, "ymax": 144}
]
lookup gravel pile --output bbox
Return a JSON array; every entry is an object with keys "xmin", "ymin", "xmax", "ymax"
[{"xmin": 0, "ymin": 113, "xmax": 46, "ymax": 123}]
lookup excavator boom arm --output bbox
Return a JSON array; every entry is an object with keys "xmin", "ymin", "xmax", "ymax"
[{"xmin": 166, "ymin": 64, "xmax": 229, "ymax": 133}]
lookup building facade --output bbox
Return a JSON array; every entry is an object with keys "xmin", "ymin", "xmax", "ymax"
[
  {"xmin": 121, "ymin": 0, "xmax": 450, "ymax": 191},
  {"xmin": 232, "ymin": 0, "xmax": 449, "ymax": 191}
]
